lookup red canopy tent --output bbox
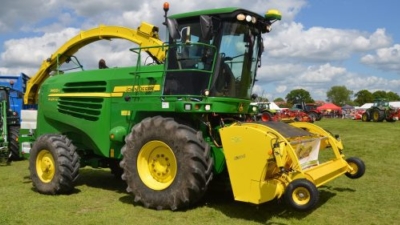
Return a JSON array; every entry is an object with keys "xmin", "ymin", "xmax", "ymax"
[{"xmin": 317, "ymin": 103, "xmax": 342, "ymax": 111}]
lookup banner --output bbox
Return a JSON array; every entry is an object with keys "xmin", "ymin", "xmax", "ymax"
[{"xmin": 295, "ymin": 138, "xmax": 321, "ymax": 169}]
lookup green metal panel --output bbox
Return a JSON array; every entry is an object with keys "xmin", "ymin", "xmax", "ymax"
[{"xmin": 170, "ymin": 7, "xmax": 240, "ymax": 19}]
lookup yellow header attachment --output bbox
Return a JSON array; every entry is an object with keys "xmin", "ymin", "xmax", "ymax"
[{"xmin": 24, "ymin": 22, "xmax": 166, "ymax": 105}]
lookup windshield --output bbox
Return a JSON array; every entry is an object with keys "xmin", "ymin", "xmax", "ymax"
[
  {"xmin": 210, "ymin": 21, "xmax": 260, "ymax": 98},
  {"xmin": 164, "ymin": 20, "xmax": 216, "ymax": 96},
  {"xmin": 163, "ymin": 20, "xmax": 261, "ymax": 98},
  {"xmin": 373, "ymin": 100, "xmax": 388, "ymax": 107}
]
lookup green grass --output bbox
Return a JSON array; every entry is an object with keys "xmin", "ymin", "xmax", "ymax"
[{"xmin": 1, "ymin": 118, "xmax": 400, "ymax": 225}]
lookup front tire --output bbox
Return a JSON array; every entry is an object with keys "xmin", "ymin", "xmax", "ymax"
[
  {"xmin": 361, "ymin": 112, "xmax": 370, "ymax": 122},
  {"xmin": 260, "ymin": 111, "xmax": 274, "ymax": 121},
  {"xmin": 29, "ymin": 134, "xmax": 80, "ymax": 194},
  {"xmin": 345, "ymin": 157, "xmax": 365, "ymax": 179},
  {"xmin": 284, "ymin": 179, "xmax": 319, "ymax": 211},
  {"xmin": 120, "ymin": 116, "xmax": 213, "ymax": 210}
]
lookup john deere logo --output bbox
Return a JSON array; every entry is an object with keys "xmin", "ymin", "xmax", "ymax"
[{"xmin": 238, "ymin": 103, "xmax": 244, "ymax": 112}]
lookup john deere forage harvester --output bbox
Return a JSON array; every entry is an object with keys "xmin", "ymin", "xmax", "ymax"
[{"xmin": 21, "ymin": 3, "xmax": 365, "ymax": 211}]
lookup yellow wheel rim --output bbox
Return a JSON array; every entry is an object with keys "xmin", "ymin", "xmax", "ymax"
[
  {"xmin": 373, "ymin": 111, "xmax": 379, "ymax": 120},
  {"xmin": 137, "ymin": 141, "xmax": 177, "ymax": 190},
  {"xmin": 348, "ymin": 161, "xmax": 359, "ymax": 175},
  {"xmin": 292, "ymin": 187, "xmax": 311, "ymax": 205},
  {"xmin": 362, "ymin": 114, "xmax": 367, "ymax": 121},
  {"xmin": 36, "ymin": 150, "xmax": 55, "ymax": 183}
]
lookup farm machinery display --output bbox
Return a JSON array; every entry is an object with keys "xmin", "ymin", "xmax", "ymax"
[
  {"xmin": 255, "ymin": 102, "xmax": 315, "ymax": 123},
  {"xmin": 292, "ymin": 102, "xmax": 323, "ymax": 121},
  {"xmin": 20, "ymin": 3, "xmax": 365, "ymax": 211},
  {"xmin": 361, "ymin": 98, "xmax": 399, "ymax": 122}
]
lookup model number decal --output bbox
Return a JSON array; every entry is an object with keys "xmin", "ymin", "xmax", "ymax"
[
  {"xmin": 113, "ymin": 85, "xmax": 161, "ymax": 92},
  {"xmin": 234, "ymin": 154, "xmax": 246, "ymax": 160}
]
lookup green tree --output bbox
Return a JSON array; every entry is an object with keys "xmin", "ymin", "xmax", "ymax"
[
  {"xmin": 285, "ymin": 89, "xmax": 314, "ymax": 105},
  {"xmin": 372, "ymin": 90, "xmax": 387, "ymax": 99},
  {"xmin": 273, "ymin": 97, "xmax": 285, "ymax": 102},
  {"xmin": 326, "ymin": 85, "xmax": 353, "ymax": 106},
  {"xmin": 277, "ymin": 102, "xmax": 292, "ymax": 108},
  {"xmin": 354, "ymin": 89, "xmax": 374, "ymax": 106},
  {"xmin": 386, "ymin": 91, "xmax": 400, "ymax": 101}
]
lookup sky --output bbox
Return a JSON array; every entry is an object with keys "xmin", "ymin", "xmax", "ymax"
[{"xmin": 1, "ymin": 0, "xmax": 400, "ymax": 103}]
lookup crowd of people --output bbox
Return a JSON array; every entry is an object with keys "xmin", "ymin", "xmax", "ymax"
[{"xmin": 318, "ymin": 109, "xmax": 366, "ymax": 120}]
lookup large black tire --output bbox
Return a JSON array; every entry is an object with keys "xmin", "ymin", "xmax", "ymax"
[
  {"xmin": 260, "ymin": 111, "xmax": 274, "ymax": 121},
  {"xmin": 29, "ymin": 134, "xmax": 80, "ymax": 194},
  {"xmin": 308, "ymin": 112, "xmax": 317, "ymax": 122},
  {"xmin": 284, "ymin": 179, "xmax": 319, "ymax": 211},
  {"xmin": 361, "ymin": 112, "xmax": 370, "ymax": 122},
  {"xmin": 8, "ymin": 126, "xmax": 21, "ymax": 161},
  {"xmin": 316, "ymin": 113, "xmax": 323, "ymax": 121},
  {"xmin": 372, "ymin": 109, "xmax": 385, "ymax": 122},
  {"xmin": 345, "ymin": 157, "xmax": 366, "ymax": 179},
  {"xmin": 120, "ymin": 116, "xmax": 213, "ymax": 210}
]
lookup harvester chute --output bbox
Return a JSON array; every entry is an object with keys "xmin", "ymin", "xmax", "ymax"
[{"xmin": 24, "ymin": 22, "xmax": 166, "ymax": 105}]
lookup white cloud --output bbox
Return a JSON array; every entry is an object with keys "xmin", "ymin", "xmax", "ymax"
[
  {"xmin": 360, "ymin": 44, "xmax": 400, "ymax": 74},
  {"xmin": 276, "ymin": 85, "xmax": 287, "ymax": 93},
  {"xmin": 256, "ymin": 63, "xmax": 304, "ymax": 83},
  {"xmin": 1, "ymin": 28, "xmax": 78, "ymax": 71},
  {"xmin": 264, "ymin": 23, "xmax": 392, "ymax": 62},
  {"xmin": 0, "ymin": 0, "xmax": 59, "ymax": 32},
  {"xmin": 298, "ymin": 63, "xmax": 346, "ymax": 83},
  {"xmin": 255, "ymin": 62, "xmax": 400, "ymax": 101}
]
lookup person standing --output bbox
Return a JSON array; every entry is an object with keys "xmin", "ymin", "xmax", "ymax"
[{"xmin": 98, "ymin": 59, "xmax": 109, "ymax": 69}]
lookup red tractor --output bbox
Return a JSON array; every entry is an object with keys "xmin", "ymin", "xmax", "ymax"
[{"xmin": 291, "ymin": 102, "xmax": 323, "ymax": 121}]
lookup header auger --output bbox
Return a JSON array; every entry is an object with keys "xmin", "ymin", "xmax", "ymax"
[{"xmin": 21, "ymin": 3, "xmax": 365, "ymax": 212}]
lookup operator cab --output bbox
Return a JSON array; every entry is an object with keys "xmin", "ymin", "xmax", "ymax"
[
  {"xmin": 163, "ymin": 8, "xmax": 281, "ymax": 99},
  {"xmin": 373, "ymin": 99, "xmax": 390, "ymax": 108}
]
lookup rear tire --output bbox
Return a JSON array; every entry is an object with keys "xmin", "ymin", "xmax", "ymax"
[
  {"xmin": 284, "ymin": 179, "xmax": 319, "ymax": 211},
  {"xmin": 8, "ymin": 126, "xmax": 21, "ymax": 161},
  {"xmin": 316, "ymin": 113, "xmax": 323, "ymax": 121},
  {"xmin": 308, "ymin": 112, "xmax": 317, "ymax": 122},
  {"xmin": 120, "ymin": 116, "xmax": 213, "ymax": 210},
  {"xmin": 372, "ymin": 109, "xmax": 384, "ymax": 122},
  {"xmin": 345, "ymin": 157, "xmax": 365, "ymax": 179},
  {"xmin": 29, "ymin": 134, "xmax": 80, "ymax": 194}
]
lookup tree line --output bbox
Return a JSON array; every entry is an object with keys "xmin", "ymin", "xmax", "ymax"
[{"xmin": 258, "ymin": 86, "xmax": 400, "ymax": 108}]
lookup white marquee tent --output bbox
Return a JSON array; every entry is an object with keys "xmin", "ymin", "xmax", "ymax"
[{"xmin": 357, "ymin": 101, "xmax": 400, "ymax": 109}]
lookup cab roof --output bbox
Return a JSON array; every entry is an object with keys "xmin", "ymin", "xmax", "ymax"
[{"xmin": 170, "ymin": 7, "xmax": 263, "ymax": 20}]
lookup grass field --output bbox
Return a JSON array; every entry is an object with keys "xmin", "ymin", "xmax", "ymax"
[{"xmin": 1, "ymin": 118, "xmax": 400, "ymax": 225}]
